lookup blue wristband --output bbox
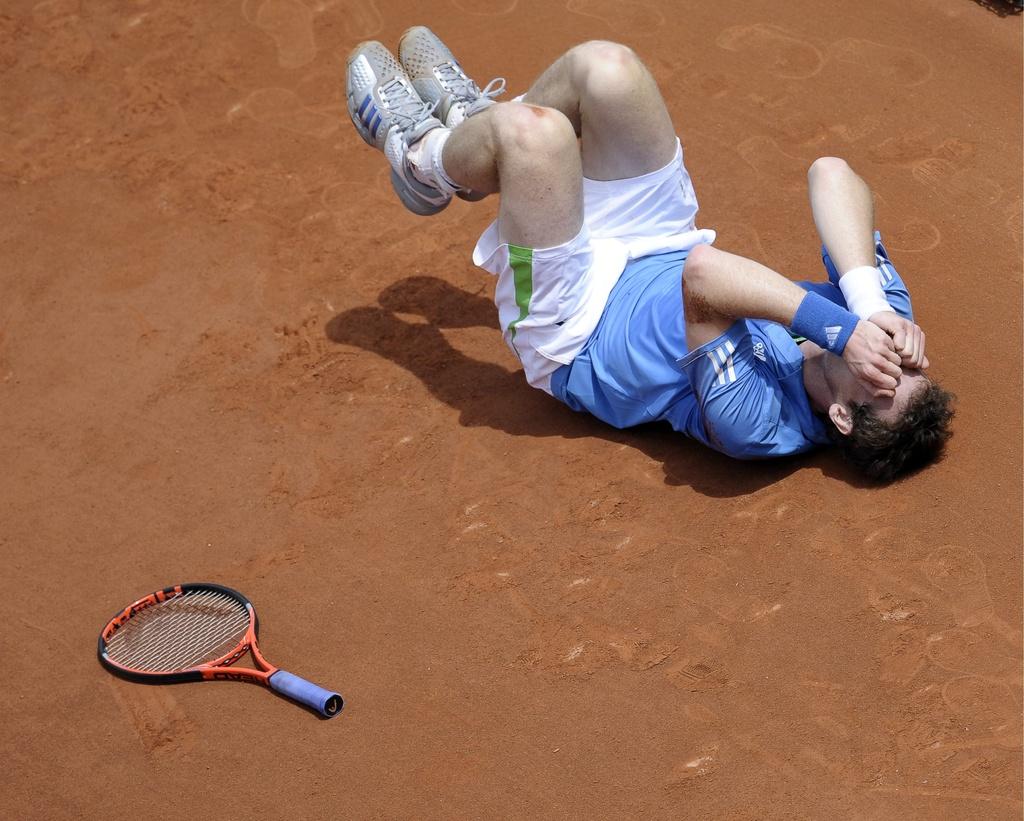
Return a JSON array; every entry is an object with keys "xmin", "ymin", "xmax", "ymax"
[{"xmin": 791, "ymin": 291, "xmax": 858, "ymax": 354}]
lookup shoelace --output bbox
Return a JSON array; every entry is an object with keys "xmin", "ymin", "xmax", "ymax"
[
  {"xmin": 378, "ymin": 77, "xmax": 436, "ymax": 134},
  {"xmin": 435, "ymin": 63, "xmax": 507, "ymax": 107}
]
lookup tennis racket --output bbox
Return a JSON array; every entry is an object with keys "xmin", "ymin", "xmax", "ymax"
[{"xmin": 98, "ymin": 583, "xmax": 343, "ymax": 718}]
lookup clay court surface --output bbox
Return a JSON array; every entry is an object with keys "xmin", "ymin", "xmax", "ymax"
[{"xmin": 2, "ymin": 0, "xmax": 1022, "ymax": 817}]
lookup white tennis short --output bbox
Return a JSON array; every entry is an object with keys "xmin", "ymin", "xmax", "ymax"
[{"xmin": 473, "ymin": 138, "xmax": 716, "ymax": 393}]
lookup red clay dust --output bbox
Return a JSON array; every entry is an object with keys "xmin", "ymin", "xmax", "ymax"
[{"xmin": 1, "ymin": 0, "xmax": 1021, "ymax": 818}]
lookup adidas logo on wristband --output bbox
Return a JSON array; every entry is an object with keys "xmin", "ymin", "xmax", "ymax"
[{"xmin": 791, "ymin": 292, "xmax": 858, "ymax": 355}]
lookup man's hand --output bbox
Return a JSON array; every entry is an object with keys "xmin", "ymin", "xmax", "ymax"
[
  {"xmin": 868, "ymin": 310, "xmax": 929, "ymax": 370},
  {"xmin": 843, "ymin": 320, "xmax": 903, "ymax": 397}
]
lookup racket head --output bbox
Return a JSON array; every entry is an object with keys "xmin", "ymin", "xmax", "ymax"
[{"xmin": 98, "ymin": 583, "xmax": 259, "ymax": 684}]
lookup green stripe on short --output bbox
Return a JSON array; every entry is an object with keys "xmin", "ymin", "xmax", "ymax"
[{"xmin": 507, "ymin": 244, "xmax": 534, "ymax": 342}]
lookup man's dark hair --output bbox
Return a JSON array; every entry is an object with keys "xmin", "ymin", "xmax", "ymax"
[{"xmin": 828, "ymin": 381, "xmax": 955, "ymax": 482}]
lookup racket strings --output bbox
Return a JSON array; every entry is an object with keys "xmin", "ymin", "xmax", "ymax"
[
  {"xmin": 119, "ymin": 593, "xmax": 248, "ymax": 670},
  {"xmin": 127, "ymin": 604, "xmax": 243, "ymax": 668},
  {"xmin": 109, "ymin": 592, "xmax": 248, "ymax": 671},
  {"xmin": 120, "ymin": 609, "xmax": 249, "ymax": 672},
  {"xmin": 107, "ymin": 595, "xmax": 241, "ymax": 670},
  {"xmin": 105, "ymin": 589, "xmax": 251, "ymax": 672}
]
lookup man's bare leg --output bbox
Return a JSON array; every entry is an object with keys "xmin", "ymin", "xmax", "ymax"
[
  {"xmin": 438, "ymin": 41, "xmax": 678, "ymax": 248},
  {"xmin": 441, "ymin": 103, "xmax": 583, "ymax": 248},
  {"xmin": 521, "ymin": 41, "xmax": 678, "ymax": 181}
]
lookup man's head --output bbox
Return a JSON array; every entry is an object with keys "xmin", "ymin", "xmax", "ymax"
[{"xmin": 819, "ymin": 359, "xmax": 955, "ymax": 481}]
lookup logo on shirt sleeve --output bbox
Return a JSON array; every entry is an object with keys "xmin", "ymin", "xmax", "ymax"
[{"xmin": 752, "ymin": 341, "xmax": 766, "ymax": 362}]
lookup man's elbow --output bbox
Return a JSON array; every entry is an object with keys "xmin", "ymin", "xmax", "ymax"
[
  {"xmin": 682, "ymin": 243, "xmax": 718, "ymax": 321},
  {"xmin": 808, "ymin": 156, "xmax": 854, "ymax": 185}
]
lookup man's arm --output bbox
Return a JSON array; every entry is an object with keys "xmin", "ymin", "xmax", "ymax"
[
  {"xmin": 808, "ymin": 157, "xmax": 879, "ymax": 282},
  {"xmin": 808, "ymin": 157, "xmax": 927, "ymax": 369},
  {"xmin": 682, "ymin": 243, "xmax": 903, "ymax": 397}
]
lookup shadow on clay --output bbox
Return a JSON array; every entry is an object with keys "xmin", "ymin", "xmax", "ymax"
[
  {"xmin": 324, "ymin": 275, "xmax": 860, "ymax": 497},
  {"xmin": 968, "ymin": 0, "xmax": 1024, "ymax": 16}
]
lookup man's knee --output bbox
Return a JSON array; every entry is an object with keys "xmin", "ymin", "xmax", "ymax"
[
  {"xmin": 490, "ymin": 101, "xmax": 577, "ymax": 157},
  {"xmin": 568, "ymin": 40, "xmax": 644, "ymax": 95},
  {"xmin": 808, "ymin": 156, "xmax": 852, "ymax": 183},
  {"xmin": 569, "ymin": 40, "xmax": 639, "ymax": 73}
]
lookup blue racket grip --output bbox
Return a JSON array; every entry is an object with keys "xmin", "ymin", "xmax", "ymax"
[{"xmin": 269, "ymin": 670, "xmax": 344, "ymax": 718}]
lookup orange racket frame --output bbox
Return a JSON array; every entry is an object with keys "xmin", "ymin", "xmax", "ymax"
[{"xmin": 98, "ymin": 583, "xmax": 343, "ymax": 717}]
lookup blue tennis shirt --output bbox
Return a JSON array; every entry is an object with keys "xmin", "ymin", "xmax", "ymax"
[{"xmin": 550, "ymin": 233, "xmax": 914, "ymax": 459}]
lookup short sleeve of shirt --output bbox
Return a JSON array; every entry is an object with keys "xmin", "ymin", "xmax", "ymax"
[{"xmin": 676, "ymin": 320, "xmax": 816, "ymax": 459}]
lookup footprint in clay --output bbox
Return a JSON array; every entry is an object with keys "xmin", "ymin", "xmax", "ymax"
[
  {"xmin": 255, "ymin": 0, "xmax": 317, "ymax": 69},
  {"xmin": 716, "ymin": 24, "xmax": 823, "ymax": 80},
  {"xmin": 237, "ymin": 88, "xmax": 339, "ymax": 139}
]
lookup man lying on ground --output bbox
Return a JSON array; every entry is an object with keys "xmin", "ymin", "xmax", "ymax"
[{"xmin": 344, "ymin": 27, "xmax": 954, "ymax": 481}]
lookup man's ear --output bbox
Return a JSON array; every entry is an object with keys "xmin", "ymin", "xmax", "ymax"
[{"xmin": 828, "ymin": 402, "xmax": 854, "ymax": 436}]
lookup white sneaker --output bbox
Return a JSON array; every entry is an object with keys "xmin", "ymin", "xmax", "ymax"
[
  {"xmin": 346, "ymin": 40, "xmax": 451, "ymax": 216},
  {"xmin": 398, "ymin": 26, "xmax": 506, "ymax": 129}
]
